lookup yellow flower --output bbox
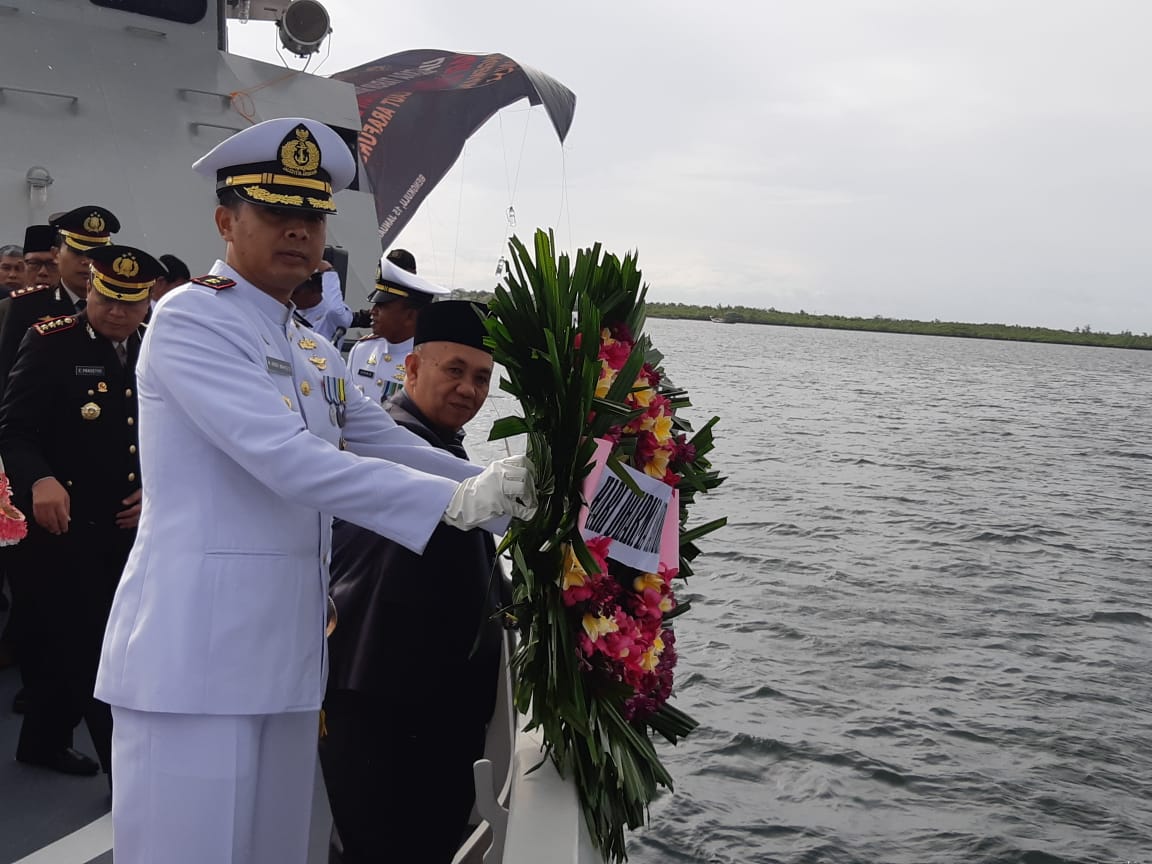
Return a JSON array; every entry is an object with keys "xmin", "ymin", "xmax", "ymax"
[
  {"xmin": 639, "ymin": 634, "xmax": 665, "ymax": 672},
  {"xmin": 631, "ymin": 377, "xmax": 654, "ymax": 408},
  {"xmin": 562, "ymin": 546, "xmax": 588, "ymax": 590},
  {"xmin": 633, "ymin": 572, "xmax": 662, "ymax": 593},
  {"xmin": 582, "ymin": 613, "xmax": 619, "ymax": 641},
  {"xmin": 640, "ymin": 412, "xmax": 673, "ymax": 444},
  {"xmin": 643, "ymin": 446, "xmax": 671, "ymax": 478},
  {"xmin": 595, "ymin": 364, "xmax": 617, "ymax": 399}
]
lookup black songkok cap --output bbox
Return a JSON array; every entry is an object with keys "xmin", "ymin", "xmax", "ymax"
[
  {"xmin": 413, "ymin": 301, "xmax": 491, "ymax": 353},
  {"xmin": 23, "ymin": 225, "xmax": 57, "ymax": 254}
]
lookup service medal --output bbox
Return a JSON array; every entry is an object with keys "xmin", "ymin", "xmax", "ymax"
[
  {"xmin": 322, "ymin": 375, "xmax": 347, "ymax": 428},
  {"xmin": 80, "ymin": 402, "xmax": 101, "ymax": 420}
]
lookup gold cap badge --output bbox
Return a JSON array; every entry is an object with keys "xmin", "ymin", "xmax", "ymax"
[
  {"xmin": 280, "ymin": 125, "xmax": 321, "ymax": 178},
  {"xmin": 113, "ymin": 254, "xmax": 140, "ymax": 278}
]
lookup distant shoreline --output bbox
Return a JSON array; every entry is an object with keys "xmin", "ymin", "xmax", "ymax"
[
  {"xmin": 449, "ymin": 292, "xmax": 1152, "ymax": 351},
  {"xmin": 645, "ymin": 304, "xmax": 1152, "ymax": 350}
]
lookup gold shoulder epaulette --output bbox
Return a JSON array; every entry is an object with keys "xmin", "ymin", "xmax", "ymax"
[
  {"xmin": 191, "ymin": 275, "xmax": 236, "ymax": 291},
  {"xmin": 32, "ymin": 315, "xmax": 78, "ymax": 336},
  {"xmin": 10, "ymin": 284, "xmax": 48, "ymax": 299}
]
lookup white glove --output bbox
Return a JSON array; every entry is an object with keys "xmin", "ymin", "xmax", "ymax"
[{"xmin": 442, "ymin": 454, "xmax": 538, "ymax": 530}]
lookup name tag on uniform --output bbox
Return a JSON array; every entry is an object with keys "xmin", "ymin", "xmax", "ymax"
[
  {"xmin": 357, "ymin": 368, "xmax": 373, "ymax": 378},
  {"xmin": 75, "ymin": 365, "xmax": 104, "ymax": 376},
  {"xmin": 266, "ymin": 356, "xmax": 292, "ymax": 376}
]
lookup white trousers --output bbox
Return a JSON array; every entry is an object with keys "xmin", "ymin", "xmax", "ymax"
[{"xmin": 110, "ymin": 707, "xmax": 318, "ymax": 864}]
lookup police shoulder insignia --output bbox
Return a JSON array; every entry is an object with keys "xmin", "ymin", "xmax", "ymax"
[
  {"xmin": 191, "ymin": 275, "xmax": 236, "ymax": 291},
  {"xmin": 33, "ymin": 315, "xmax": 78, "ymax": 336},
  {"xmin": 10, "ymin": 284, "xmax": 48, "ymax": 299}
]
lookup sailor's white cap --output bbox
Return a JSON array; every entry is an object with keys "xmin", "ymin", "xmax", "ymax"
[
  {"xmin": 193, "ymin": 117, "xmax": 356, "ymax": 214},
  {"xmin": 369, "ymin": 255, "xmax": 451, "ymax": 304}
]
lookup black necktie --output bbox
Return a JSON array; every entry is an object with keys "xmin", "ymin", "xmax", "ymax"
[
  {"xmin": 75, "ymin": 298, "xmax": 86, "ymax": 312},
  {"xmin": 116, "ymin": 342, "xmax": 128, "ymax": 368}
]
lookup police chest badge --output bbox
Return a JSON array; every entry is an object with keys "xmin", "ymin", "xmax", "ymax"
[{"xmin": 80, "ymin": 402, "xmax": 101, "ymax": 420}]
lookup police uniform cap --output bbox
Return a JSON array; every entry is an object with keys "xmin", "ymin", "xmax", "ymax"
[
  {"xmin": 193, "ymin": 117, "xmax": 356, "ymax": 215},
  {"xmin": 23, "ymin": 225, "xmax": 57, "ymax": 254},
  {"xmin": 413, "ymin": 300, "xmax": 491, "ymax": 353},
  {"xmin": 86, "ymin": 245, "xmax": 164, "ymax": 303},
  {"xmin": 50, "ymin": 206, "xmax": 120, "ymax": 252},
  {"xmin": 368, "ymin": 255, "xmax": 450, "ymax": 305}
]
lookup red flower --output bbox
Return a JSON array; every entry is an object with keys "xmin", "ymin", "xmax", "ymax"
[
  {"xmin": 609, "ymin": 321, "xmax": 633, "ymax": 343},
  {"xmin": 598, "ymin": 339, "xmax": 632, "ymax": 371}
]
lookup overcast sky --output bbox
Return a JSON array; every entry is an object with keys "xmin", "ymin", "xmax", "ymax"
[{"xmin": 229, "ymin": 1, "xmax": 1152, "ymax": 333}]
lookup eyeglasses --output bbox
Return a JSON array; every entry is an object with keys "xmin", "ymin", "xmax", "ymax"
[{"xmin": 25, "ymin": 258, "xmax": 58, "ymax": 272}]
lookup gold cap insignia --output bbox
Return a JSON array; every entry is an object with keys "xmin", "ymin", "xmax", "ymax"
[
  {"xmin": 280, "ymin": 125, "xmax": 321, "ymax": 178},
  {"xmin": 112, "ymin": 254, "xmax": 140, "ymax": 279},
  {"xmin": 83, "ymin": 213, "xmax": 106, "ymax": 234},
  {"xmin": 80, "ymin": 402, "xmax": 101, "ymax": 420}
]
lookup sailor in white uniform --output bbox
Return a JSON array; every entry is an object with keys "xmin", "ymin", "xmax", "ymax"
[
  {"xmin": 94, "ymin": 117, "xmax": 536, "ymax": 864},
  {"xmin": 346, "ymin": 251, "xmax": 448, "ymax": 404}
]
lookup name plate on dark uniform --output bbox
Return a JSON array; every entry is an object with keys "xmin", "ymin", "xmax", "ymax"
[{"xmin": 75, "ymin": 365, "xmax": 105, "ymax": 376}]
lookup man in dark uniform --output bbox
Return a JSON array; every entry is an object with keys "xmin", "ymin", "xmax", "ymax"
[
  {"xmin": 0, "ymin": 244, "xmax": 155, "ymax": 778},
  {"xmin": 0, "ymin": 206, "xmax": 120, "ymax": 386},
  {"xmin": 0, "ymin": 226, "xmax": 58, "ymax": 349},
  {"xmin": 321, "ymin": 301, "xmax": 505, "ymax": 864}
]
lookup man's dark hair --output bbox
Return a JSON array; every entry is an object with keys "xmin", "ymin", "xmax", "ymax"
[
  {"xmin": 216, "ymin": 188, "xmax": 245, "ymax": 211},
  {"xmin": 159, "ymin": 254, "xmax": 191, "ymax": 284}
]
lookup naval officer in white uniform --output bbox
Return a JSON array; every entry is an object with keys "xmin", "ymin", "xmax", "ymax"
[
  {"xmin": 345, "ymin": 250, "xmax": 446, "ymax": 403},
  {"xmin": 94, "ymin": 117, "xmax": 536, "ymax": 864}
]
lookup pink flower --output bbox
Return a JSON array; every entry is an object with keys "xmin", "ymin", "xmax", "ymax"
[{"xmin": 598, "ymin": 339, "xmax": 631, "ymax": 371}]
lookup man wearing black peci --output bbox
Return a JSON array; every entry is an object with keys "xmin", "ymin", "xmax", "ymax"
[
  {"xmin": 321, "ymin": 300, "xmax": 506, "ymax": 864},
  {"xmin": 0, "ymin": 244, "xmax": 155, "ymax": 778}
]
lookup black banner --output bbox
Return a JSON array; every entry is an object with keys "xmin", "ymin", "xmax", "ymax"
[{"xmin": 331, "ymin": 50, "xmax": 576, "ymax": 247}]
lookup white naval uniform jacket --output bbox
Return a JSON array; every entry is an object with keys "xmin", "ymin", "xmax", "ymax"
[
  {"xmin": 96, "ymin": 261, "xmax": 480, "ymax": 716},
  {"xmin": 346, "ymin": 336, "xmax": 411, "ymax": 404}
]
